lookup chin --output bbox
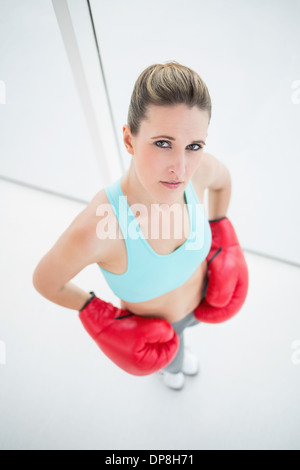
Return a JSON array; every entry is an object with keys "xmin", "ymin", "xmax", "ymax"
[{"xmin": 158, "ymin": 186, "xmax": 185, "ymax": 204}]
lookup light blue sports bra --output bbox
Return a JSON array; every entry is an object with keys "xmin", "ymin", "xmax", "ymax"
[{"xmin": 99, "ymin": 177, "xmax": 212, "ymax": 303}]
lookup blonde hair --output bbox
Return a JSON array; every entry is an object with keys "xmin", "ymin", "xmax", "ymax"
[{"xmin": 127, "ymin": 61, "xmax": 212, "ymax": 136}]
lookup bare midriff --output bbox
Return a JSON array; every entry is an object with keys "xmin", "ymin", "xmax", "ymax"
[{"xmin": 120, "ymin": 260, "xmax": 207, "ymax": 323}]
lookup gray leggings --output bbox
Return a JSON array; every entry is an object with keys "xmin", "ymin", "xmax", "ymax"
[
  {"xmin": 163, "ymin": 311, "xmax": 200, "ymax": 373},
  {"xmin": 163, "ymin": 277, "xmax": 208, "ymax": 374}
]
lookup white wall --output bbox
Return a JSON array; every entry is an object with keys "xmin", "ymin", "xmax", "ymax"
[
  {"xmin": 90, "ymin": 0, "xmax": 300, "ymax": 265},
  {"xmin": 0, "ymin": 0, "xmax": 112, "ymax": 201}
]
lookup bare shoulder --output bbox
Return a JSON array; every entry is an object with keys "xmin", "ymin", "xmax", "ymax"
[
  {"xmin": 68, "ymin": 188, "xmax": 118, "ymax": 263},
  {"xmin": 32, "ymin": 188, "xmax": 118, "ymax": 293},
  {"xmin": 192, "ymin": 151, "xmax": 231, "ymax": 192}
]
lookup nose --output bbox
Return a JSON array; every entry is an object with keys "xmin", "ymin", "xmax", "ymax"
[{"xmin": 168, "ymin": 152, "xmax": 185, "ymax": 178}]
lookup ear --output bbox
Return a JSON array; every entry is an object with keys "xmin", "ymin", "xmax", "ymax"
[{"xmin": 123, "ymin": 125, "xmax": 135, "ymax": 156}]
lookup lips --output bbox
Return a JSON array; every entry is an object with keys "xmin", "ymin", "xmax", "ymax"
[
  {"xmin": 160, "ymin": 181, "xmax": 183, "ymax": 189},
  {"xmin": 162, "ymin": 181, "xmax": 182, "ymax": 183}
]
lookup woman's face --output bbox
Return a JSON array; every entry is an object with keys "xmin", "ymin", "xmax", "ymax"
[{"xmin": 123, "ymin": 103, "xmax": 210, "ymax": 204}]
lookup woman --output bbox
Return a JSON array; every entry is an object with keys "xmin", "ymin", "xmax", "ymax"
[{"xmin": 32, "ymin": 62, "xmax": 248, "ymax": 390}]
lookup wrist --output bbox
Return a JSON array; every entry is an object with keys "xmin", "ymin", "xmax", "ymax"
[
  {"xmin": 209, "ymin": 216, "xmax": 227, "ymax": 223},
  {"xmin": 79, "ymin": 291, "xmax": 96, "ymax": 312}
]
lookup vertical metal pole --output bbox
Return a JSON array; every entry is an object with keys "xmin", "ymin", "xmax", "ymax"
[{"xmin": 51, "ymin": 0, "xmax": 113, "ymax": 183}]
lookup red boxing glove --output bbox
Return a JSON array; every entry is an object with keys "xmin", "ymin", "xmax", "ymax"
[
  {"xmin": 194, "ymin": 217, "xmax": 249, "ymax": 324},
  {"xmin": 79, "ymin": 293, "xmax": 179, "ymax": 376}
]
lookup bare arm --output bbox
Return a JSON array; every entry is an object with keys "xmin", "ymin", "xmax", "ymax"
[
  {"xmin": 208, "ymin": 179, "xmax": 231, "ymax": 220},
  {"xmin": 193, "ymin": 152, "xmax": 232, "ymax": 219},
  {"xmin": 32, "ymin": 191, "xmax": 109, "ymax": 311}
]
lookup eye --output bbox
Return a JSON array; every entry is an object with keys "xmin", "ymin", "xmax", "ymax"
[
  {"xmin": 155, "ymin": 140, "xmax": 170, "ymax": 148},
  {"xmin": 188, "ymin": 144, "xmax": 204, "ymax": 151}
]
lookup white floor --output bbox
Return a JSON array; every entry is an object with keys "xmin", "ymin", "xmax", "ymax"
[{"xmin": 0, "ymin": 178, "xmax": 300, "ymax": 451}]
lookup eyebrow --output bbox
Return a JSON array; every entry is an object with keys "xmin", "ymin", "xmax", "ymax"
[{"xmin": 151, "ymin": 135, "xmax": 206, "ymax": 145}]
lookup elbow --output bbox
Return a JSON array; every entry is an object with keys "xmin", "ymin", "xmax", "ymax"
[
  {"xmin": 32, "ymin": 265, "xmax": 64, "ymax": 299},
  {"xmin": 32, "ymin": 266, "xmax": 43, "ymax": 294},
  {"xmin": 32, "ymin": 263, "xmax": 50, "ymax": 296}
]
